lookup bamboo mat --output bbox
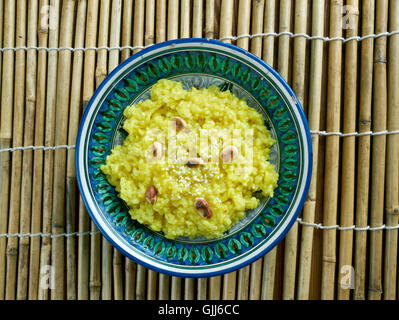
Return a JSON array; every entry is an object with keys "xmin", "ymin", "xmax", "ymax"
[{"xmin": 0, "ymin": 0, "xmax": 398, "ymax": 300}]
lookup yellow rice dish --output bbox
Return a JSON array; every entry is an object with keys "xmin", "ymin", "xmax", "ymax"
[{"xmin": 101, "ymin": 79, "xmax": 278, "ymax": 239}]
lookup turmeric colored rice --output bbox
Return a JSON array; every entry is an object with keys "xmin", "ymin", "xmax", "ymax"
[{"xmin": 101, "ymin": 79, "xmax": 278, "ymax": 239}]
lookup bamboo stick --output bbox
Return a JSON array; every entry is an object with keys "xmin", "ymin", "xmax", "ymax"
[
  {"xmin": 96, "ymin": 0, "xmax": 110, "ymax": 117},
  {"xmin": 276, "ymin": 0, "xmax": 292, "ymax": 300},
  {"xmin": 194, "ymin": 0, "xmax": 207, "ymax": 284},
  {"xmin": 121, "ymin": 0, "xmax": 135, "ymax": 301},
  {"xmin": 302, "ymin": 1, "xmax": 312, "ymax": 118},
  {"xmin": 383, "ymin": 0, "xmax": 399, "ymax": 300},
  {"xmin": 136, "ymin": 265, "xmax": 146, "ymax": 300},
  {"xmin": 144, "ymin": 0, "xmax": 155, "ymax": 46},
  {"xmin": 193, "ymin": 5, "xmax": 207, "ymax": 302},
  {"xmin": 205, "ymin": 0, "xmax": 215, "ymax": 39},
  {"xmin": 133, "ymin": 0, "xmax": 145, "ymax": 53},
  {"xmin": 219, "ymin": 0, "xmax": 236, "ymax": 300},
  {"xmin": 82, "ymin": 0, "xmax": 101, "ymax": 300},
  {"xmin": 261, "ymin": 238, "xmax": 277, "ymax": 298},
  {"xmin": 77, "ymin": 165, "xmax": 92, "ymax": 290},
  {"xmin": 261, "ymin": 0, "xmax": 277, "ymax": 301},
  {"xmin": 236, "ymin": 0, "xmax": 250, "ymax": 46},
  {"xmin": 222, "ymin": 271, "xmax": 236, "ymax": 299},
  {"xmin": 95, "ymin": 0, "xmax": 113, "ymax": 301},
  {"xmin": 156, "ymin": 0, "xmax": 167, "ymax": 43},
  {"xmin": 75, "ymin": 56, "xmax": 93, "ymax": 299},
  {"xmin": 192, "ymin": 0, "xmax": 203, "ymax": 38},
  {"xmin": 197, "ymin": 278, "xmax": 207, "ymax": 300},
  {"xmin": 261, "ymin": 1, "xmax": 276, "ymax": 103},
  {"xmin": 231, "ymin": 0, "xmax": 238, "ymax": 38},
  {"xmin": 321, "ymin": 0, "xmax": 343, "ymax": 300},
  {"xmin": 16, "ymin": 0, "xmax": 38, "ymax": 300},
  {"xmin": 154, "ymin": 0, "xmax": 170, "ymax": 301},
  {"xmin": 354, "ymin": 0, "xmax": 374, "ymax": 301},
  {"xmin": 209, "ymin": 276, "xmax": 221, "ymax": 300},
  {"xmin": 236, "ymin": 0, "xmax": 250, "ymax": 50},
  {"xmin": 282, "ymin": 0, "xmax": 307, "ymax": 301},
  {"xmin": 262, "ymin": 0, "xmax": 276, "ymax": 66},
  {"xmin": 277, "ymin": 0, "xmax": 292, "ymax": 81},
  {"xmin": 183, "ymin": 10, "xmax": 195, "ymax": 277},
  {"xmin": 219, "ymin": 0, "xmax": 233, "ymax": 43},
  {"xmin": 291, "ymin": 0, "xmax": 308, "ymax": 118},
  {"xmin": 51, "ymin": 0, "xmax": 76, "ymax": 300},
  {"xmin": 171, "ymin": 277, "xmax": 182, "ymax": 300},
  {"xmin": 0, "ymin": 0, "xmax": 15, "ymax": 301},
  {"xmin": 76, "ymin": 38, "xmax": 91, "ymax": 300},
  {"xmin": 28, "ymin": 0, "xmax": 49, "ymax": 300},
  {"xmin": 205, "ymin": 1, "xmax": 222, "ymax": 300},
  {"xmin": 5, "ymin": 0, "xmax": 27, "ymax": 300},
  {"xmin": 220, "ymin": 0, "xmax": 237, "ymax": 301},
  {"xmin": 109, "ymin": 0, "xmax": 124, "ymax": 300},
  {"xmin": 306, "ymin": 2, "xmax": 328, "ymax": 298},
  {"xmin": 112, "ymin": 247, "xmax": 123, "ymax": 300},
  {"xmin": 208, "ymin": 3, "xmax": 220, "ymax": 301},
  {"xmin": 249, "ymin": 0, "xmax": 264, "ymax": 58},
  {"xmin": 158, "ymin": 273, "xmax": 170, "ymax": 300},
  {"xmin": 66, "ymin": 0, "xmax": 87, "ymax": 300},
  {"xmin": 0, "ymin": 18, "xmax": 4, "ymax": 283},
  {"xmin": 77, "ymin": 199, "xmax": 91, "ymax": 297},
  {"xmin": 214, "ymin": 0, "xmax": 221, "ymax": 39},
  {"xmin": 109, "ymin": 0, "xmax": 122, "ymax": 73},
  {"xmin": 176, "ymin": 24, "xmax": 191, "ymax": 292},
  {"xmin": 237, "ymin": 266, "xmax": 249, "ymax": 300},
  {"xmin": 180, "ymin": 0, "xmax": 190, "ymax": 38},
  {"xmin": 0, "ymin": 0, "xmax": 2, "ymax": 121},
  {"xmin": 296, "ymin": 0, "xmax": 325, "ymax": 300},
  {"xmin": 368, "ymin": 0, "xmax": 388, "ymax": 300},
  {"xmin": 166, "ymin": 0, "xmax": 182, "ymax": 300},
  {"xmin": 147, "ymin": 270, "xmax": 157, "ymax": 300},
  {"xmin": 134, "ymin": 0, "xmax": 157, "ymax": 302},
  {"xmin": 184, "ymin": 278, "xmax": 195, "ymax": 300},
  {"xmin": 167, "ymin": 0, "xmax": 179, "ymax": 40},
  {"xmin": 38, "ymin": 0, "xmax": 60, "ymax": 300},
  {"xmin": 337, "ymin": 0, "xmax": 359, "ymax": 300},
  {"xmin": 236, "ymin": 0, "xmax": 251, "ymax": 263},
  {"xmin": 121, "ymin": 0, "xmax": 133, "ymax": 61},
  {"xmin": 125, "ymin": 259, "xmax": 136, "ymax": 300},
  {"xmin": 132, "ymin": 0, "xmax": 148, "ymax": 302}
]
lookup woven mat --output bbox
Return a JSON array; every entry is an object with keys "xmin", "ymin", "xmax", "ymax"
[{"xmin": 0, "ymin": 0, "xmax": 398, "ymax": 300}]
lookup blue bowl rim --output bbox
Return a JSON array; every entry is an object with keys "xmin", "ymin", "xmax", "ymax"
[{"xmin": 75, "ymin": 38, "xmax": 313, "ymax": 278}]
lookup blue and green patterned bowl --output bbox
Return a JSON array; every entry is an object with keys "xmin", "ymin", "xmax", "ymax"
[{"xmin": 76, "ymin": 38, "xmax": 312, "ymax": 278}]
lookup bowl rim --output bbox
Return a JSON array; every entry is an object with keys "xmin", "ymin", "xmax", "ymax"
[{"xmin": 75, "ymin": 38, "xmax": 313, "ymax": 278}]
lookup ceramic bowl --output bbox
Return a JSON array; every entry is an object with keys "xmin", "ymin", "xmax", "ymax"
[{"xmin": 75, "ymin": 38, "xmax": 312, "ymax": 278}]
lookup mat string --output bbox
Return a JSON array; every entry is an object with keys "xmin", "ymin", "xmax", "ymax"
[
  {"xmin": 295, "ymin": 218, "xmax": 399, "ymax": 231},
  {"xmin": 0, "ymin": 230, "xmax": 100, "ymax": 239},
  {"xmin": 0, "ymin": 145, "xmax": 76, "ymax": 153},
  {"xmin": 0, "ymin": 218, "xmax": 398, "ymax": 239},
  {"xmin": 310, "ymin": 129, "xmax": 399, "ymax": 137},
  {"xmin": 1, "ymin": 130, "xmax": 399, "ymax": 153},
  {"xmin": 1, "ymin": 29, "xmax": 399, "ymax": 53}
]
